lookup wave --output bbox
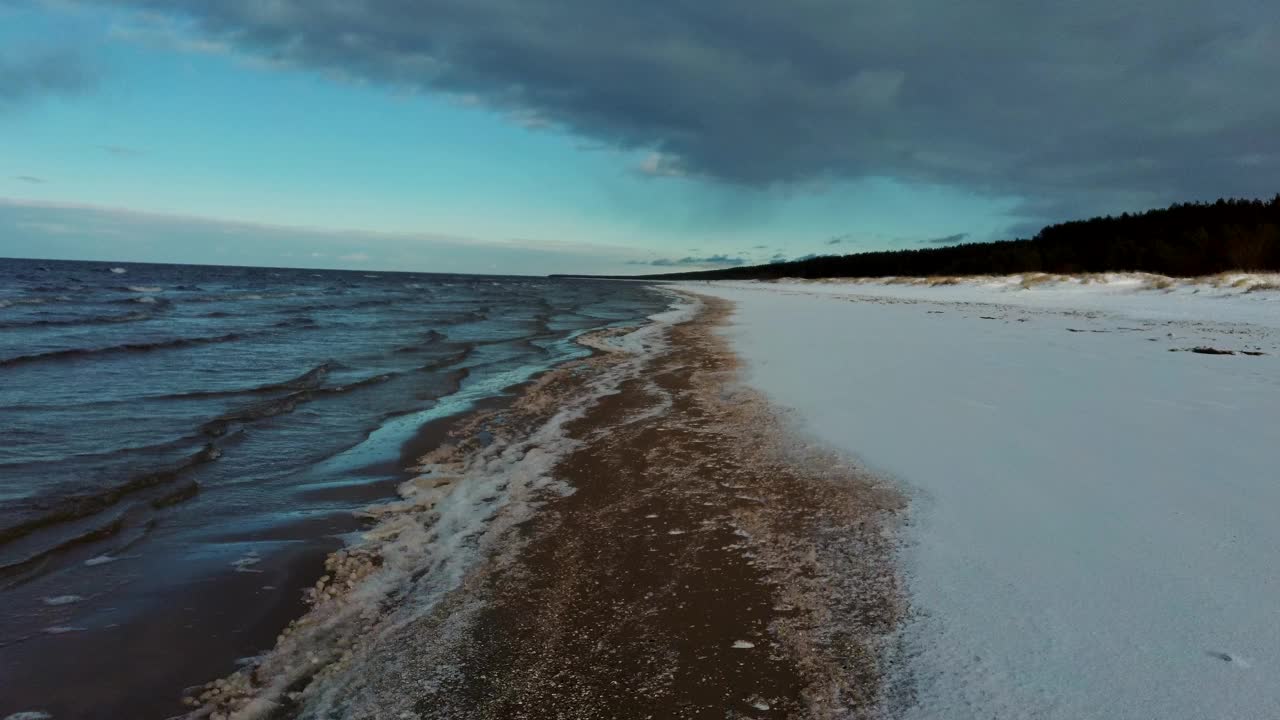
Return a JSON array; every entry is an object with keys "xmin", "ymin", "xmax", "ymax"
[
  {"xmin": 0, "ymin": 514, "xmax": 129, "ymax": 582},
  {"xmin": 274, "ymin": 315, "xmax": 317, "ymax": 328},
  {"xmin": 195, "ymin": 366, "xmax": 405, "ymax": 436},
  {"xmin": 0, "ymin": 310, "xmax": 156, "ymax": 330},
  {"xmin": 0, "ymin": 297, "xmax": 49, "ymax": 308},
  {"xmin": 0, "ymin": 443, "xmax": 221, "ymax": 547},
  {"xmin": 200, "ymin": 392, "xmax": 311, "ymax": 437},
  {"xmin": 0, "ymin": 332, "xmax": 244, "ymax": 368},
  {"xmin": 152, "ymin": 362, "xmax": 338, "ymax": 401},
  {"xmin": 392, "ymin": 329, "xmax": 447, "ymax": 353}
]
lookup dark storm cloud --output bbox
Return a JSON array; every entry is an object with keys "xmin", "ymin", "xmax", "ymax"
[
  {"xmin": 100, "ymin": 0, "xmax": 1280, "ymax": 221},
  {"xmin": 0, "ymin": 49, "xmax": 94, "ymax": 107},
  {"xmin": 921, "ymin": 232, "xmax": 969, "ymax": 245}
]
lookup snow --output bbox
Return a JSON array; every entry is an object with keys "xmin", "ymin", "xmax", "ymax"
[{"xmin": 687, "ymin": 277, "xmax": 1280, "ymax": 719}]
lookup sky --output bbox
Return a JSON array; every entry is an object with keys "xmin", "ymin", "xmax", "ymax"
[{"xmin": 1, "ymin": 0, "xmax": 1276, "ymax": 275}]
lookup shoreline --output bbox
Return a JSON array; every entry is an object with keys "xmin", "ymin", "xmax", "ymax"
[
  {"xmin": 0, "ymin": 294, "xmax": 670, "ymax": 720},
  {"xmin": 180, "ymin": 291, "xmax": 906, "ymax": 719},
  {"xmin": 0, "ymin": 367, "xmax": 574, "ymax": 720}
]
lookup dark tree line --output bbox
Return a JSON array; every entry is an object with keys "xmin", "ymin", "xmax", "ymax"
[{"xmin": 630, "ymin": 196, "xmax": 1280, "ymax": 280}]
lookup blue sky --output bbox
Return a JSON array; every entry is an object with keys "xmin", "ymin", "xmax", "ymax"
[
  {"xmin": 3, "ymin": 0, "xmax": 1274, "ymax": 274},
  {"xmin": 0, "ymin": 2, "xmax": 1021, "ymax": 274}
]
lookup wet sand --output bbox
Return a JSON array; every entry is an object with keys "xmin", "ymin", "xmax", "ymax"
[
  {"xmin": 181, "ymin": 293, "xmax": 905, "ymax": 719},
  {"xmin": 0, "ymin": 540, "xmax": 334, "ymax": 720},
  {"xmin": 455, "ymin": 295, "xmax": 905, "ymax": 718}
]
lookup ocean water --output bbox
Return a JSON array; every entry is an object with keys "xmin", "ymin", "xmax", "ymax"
[{"xmin": 0, "ymin": 257, "xmax": 666, "ymax": 718}]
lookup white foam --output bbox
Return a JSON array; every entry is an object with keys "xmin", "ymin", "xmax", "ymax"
[
  {"xmin": 43, "ymin": 626, "xmax": 84, "ymax": 634},
  {"xmin": 109, "ymin": 267, "xmax": 127, "ymax": 274},
  {"xmin": 231, "ymin": 551, "xmax": 263, "ymax": 573},
  {"xmin": 126, "ymin": 285, "xmax": 163, "ymax": 293},
  {"xmin": 41, "ymin": 595, "xmax": 83, "ymax": 606},
  {"xmin": 200, "ymin": 287, "xmax": 700, "ymax": 717},
  {"xmin": 732, "ymin": 640, "xmax": 755, "ymax": 649},
  {"xmin": 4, "ymin": 712, "xmax": 54, "ymax": 720},
  {"xmin": 84, "ymin": 554, "xmax": 117, "ymax": 566}
]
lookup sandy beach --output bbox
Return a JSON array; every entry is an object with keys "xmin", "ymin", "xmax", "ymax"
[
  {"xmin": 90, "ymin": 274, "xmax": 1280, "ymax": 719},
  {"xmin": 171, "ymin": 291, "xmax": 903, "ymax": 719},
  {"xmin": 696, "ymin": 275, "xmax": 1280, "ymax": 719}
]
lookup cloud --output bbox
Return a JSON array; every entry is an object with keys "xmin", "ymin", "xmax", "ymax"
[
  {"xmin": 0, "ymin": 48, "xmax": 95, "ymax": 108},
  {"xmin": 107, "ymin": 12, "xmax": 231, "ymax": 56},
  {"xmin": 628, "ymin": 254, "xmax": 745, "ymax": 267},
  {"xmin": 90, "ymin": 0, "xmax": 1280, "ymax": 224},
  {"xmin": 826, "ymin": 233, "xmax": 860, "ymax": 245},
  {"xmin": 636, "ymin": 151, "xmax": 686, "ymax": 178},
  {"xmin": 0, "ymin": 198, "xmax": 659, "ymax": 274},
  {"xmin": 920, "ymin": 232, "xmax": 969, "ymax": 245},
  {"xmin": 14, "ymin": 175, "xmax": 46, "ymax": 183}
]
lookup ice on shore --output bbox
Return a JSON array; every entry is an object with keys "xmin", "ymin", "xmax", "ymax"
[{"xmin": 691, "ymin": 277, "xmax": 1280, "ymax": 719}]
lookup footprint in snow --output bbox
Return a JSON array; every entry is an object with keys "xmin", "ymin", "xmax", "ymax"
[{"xmin": 1206, "ymin": 650, "xmax": 1250, "ymax": 668}]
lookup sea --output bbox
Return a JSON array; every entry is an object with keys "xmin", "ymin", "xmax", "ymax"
[{"xmin": 0, "ymin": 257, "xmax": 667, "ymax": 719}]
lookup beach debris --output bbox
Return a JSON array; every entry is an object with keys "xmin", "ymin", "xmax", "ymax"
[
  {"xmin": 732, "ymin": 640, "xmax": 756, "ymax": 649},
  {"xmin": 1168, "ymin": 346, "xmax": 1261, "ymax": 356},
  {"xmin": 1164, "ymin": 345, "xmax": 1271, "ymax": 356}
]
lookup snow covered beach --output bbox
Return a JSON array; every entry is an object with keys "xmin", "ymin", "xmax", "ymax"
[{"xmin": 689, "ymin": 276, "xmax": 1280, "ymax": 719}]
